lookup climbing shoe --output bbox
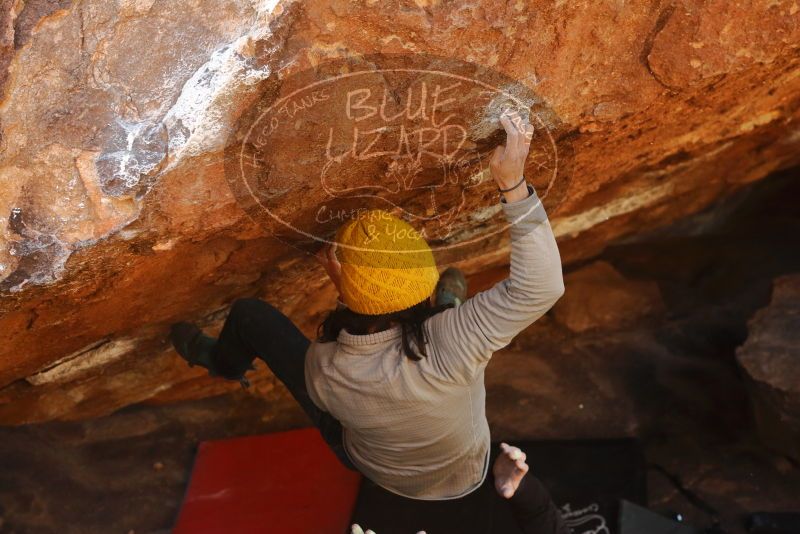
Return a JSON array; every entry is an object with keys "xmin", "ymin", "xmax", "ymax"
[
  {"xmin": 169, "ymin": 322, "xmax": 251, "ymax": 389},
  {"xmin": 434, "ymin": 267, "xmax": 467, "ymax": 307}
]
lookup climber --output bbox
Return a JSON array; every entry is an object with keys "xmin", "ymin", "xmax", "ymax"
[{"xmin": 170, "ymin": 108, "xmax": 567, "ymax": 533}]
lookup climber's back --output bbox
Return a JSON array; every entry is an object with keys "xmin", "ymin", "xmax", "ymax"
[{"xmin": 305, "ymin": 188, "xmax": 565, "ymax": 500}]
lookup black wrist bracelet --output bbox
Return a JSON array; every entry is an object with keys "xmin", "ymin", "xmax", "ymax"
[{"xmin": 498, "ymin": 175, "xmax": 526, "ymax": 193}]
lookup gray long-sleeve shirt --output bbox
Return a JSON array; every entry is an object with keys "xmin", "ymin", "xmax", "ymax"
[{"xmin": 304, "ymin": 186, "xmax": 565, "ymax": 500}]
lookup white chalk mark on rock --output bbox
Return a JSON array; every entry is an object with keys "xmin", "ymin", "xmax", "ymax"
[{"xmin": 26, "ymin": 338, "xmax": 141, "ymax": 385}]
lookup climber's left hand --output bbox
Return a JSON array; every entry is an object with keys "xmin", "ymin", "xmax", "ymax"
[{"xmin": 351, "ymin": 524, "xmax": 426, "ymax": 534}]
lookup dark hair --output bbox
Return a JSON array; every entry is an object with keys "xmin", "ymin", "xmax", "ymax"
[{"xmin": 317, "ymin": 298, "xmax": 454, "ymax": 361}]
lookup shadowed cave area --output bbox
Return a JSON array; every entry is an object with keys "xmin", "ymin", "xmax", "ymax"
[{"xmin": 1, "ymin": 167, "xmax": 799, "ymax": 534}]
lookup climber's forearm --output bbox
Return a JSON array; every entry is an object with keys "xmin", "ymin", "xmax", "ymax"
[{"xmin": 500, "ymin": 175, "xmax": 529, "ymax": 203}]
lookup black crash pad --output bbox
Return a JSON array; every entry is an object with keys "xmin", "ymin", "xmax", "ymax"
[
  {"xmin": 349, "ymin": 439, "xmax": 646, "ymax": 534},
  {"xmin": 619, "ymin": 500, "xmax": 702, "ymax": 534}
]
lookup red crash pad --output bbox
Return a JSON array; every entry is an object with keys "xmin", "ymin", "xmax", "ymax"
[{"xmin": 173, "ymin": 428, "xmax": 362, "ymax": 534}]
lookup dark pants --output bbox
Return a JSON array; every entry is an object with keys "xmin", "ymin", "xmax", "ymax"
[
  {"xmin": 211, "ymin": 297, "xmax": 356, "ymax": 470},
  {"xmin": 212, "ymin": 298, "xmax": 567, "ymax": 534}
]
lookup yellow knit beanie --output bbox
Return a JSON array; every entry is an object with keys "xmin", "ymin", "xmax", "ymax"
[{"xmin": 334, "ymin": 209, "xmax": 439, "ymax": 315}]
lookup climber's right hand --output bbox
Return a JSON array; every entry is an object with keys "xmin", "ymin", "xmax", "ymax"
[{"xmin": 489, "ymin": 108, "xmax": 534, "ymax": 202}]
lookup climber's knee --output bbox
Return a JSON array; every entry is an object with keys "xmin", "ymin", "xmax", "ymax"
[
  {"xmin": 227, "ymin": 297, "xmax": 286, "ymax": 343},
  {"xmin": 229, "ymin": 297, "xmax": 269, "ymax": 316},
  {"xmin": 228, "ymin": 298, "xmax": 284, "ymax": 328}
]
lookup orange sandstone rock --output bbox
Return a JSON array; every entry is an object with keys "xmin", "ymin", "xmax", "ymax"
[{"xmin": 0, "ymin": 0, "xmax": 798, "ymax": 424}]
